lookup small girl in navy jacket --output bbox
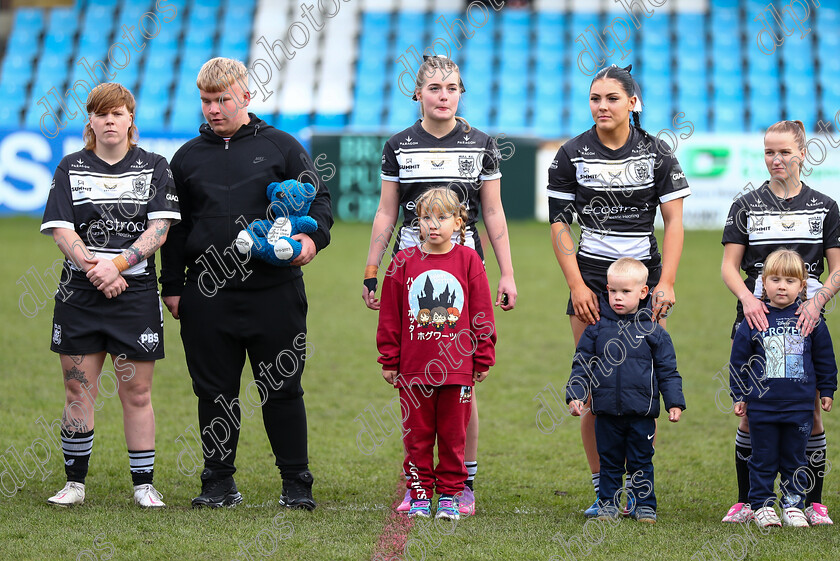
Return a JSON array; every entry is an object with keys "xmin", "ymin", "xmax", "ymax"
[{"xmin": 730, "ymin": 249, "xmax": 837, "ymax": 527}]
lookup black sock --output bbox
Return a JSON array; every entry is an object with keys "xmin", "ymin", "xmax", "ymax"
[
  {"xmin": 735, "ymin": 429, "xmax": 751, "ymax": 504},
  {"xmin": 128, "ymin": 449, "xmax": 155, "ymax": 486},
  {"xmin": 806, "ymin": 432, "xmax": 827, "ymax": 506},
  {"xmin": 62, "ymin": 429, "xmax": 93, "ymax": 484}
]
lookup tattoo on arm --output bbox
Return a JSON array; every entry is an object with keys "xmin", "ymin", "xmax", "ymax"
[
  {"xmin": 124, "ymin": 219, "xmax": 172, "ymax": 265},
  {"xmin": 64, "ymin": 365, "xmax": 89, "ymax": 386},
  {"xmin": 124, "ymin": 246, "xmax": 143, "ymax": 267}
]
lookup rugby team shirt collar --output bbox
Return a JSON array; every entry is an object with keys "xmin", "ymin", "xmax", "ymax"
[
  {"xmin": 415, "ymin": 118, "xmax": 464, "ymax": 143},
  {"xmin": 586, "ymin": 124, "xmax": 637, "ymax": 159},
  {"xmin": 86, "ymin": 145, "xmax": 139, "ymax": 173}
]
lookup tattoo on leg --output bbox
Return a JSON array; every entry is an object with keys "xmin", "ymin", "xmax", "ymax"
[
  {"xmin": 61, "ymin": 409, "xmax": 89, "ymax": 432},
  {"xmin": 64, "ymin": 365, "xmax": 89, "ymax": 385},
  {"xmin": 69, "ymin": 355, "xmax": 85, "ymax": 365}
]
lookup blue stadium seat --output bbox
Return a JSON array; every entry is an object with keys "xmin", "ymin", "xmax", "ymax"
[
  {"xmin": 48, "ymin": 7, "xmax": 81, "ymax": 36},
  {"xmin": 533, "ymin": 104, "xmax": 563, "ymax": 138},
  {"xmin": 14, "ymin": 7, "xmax": 45, "ymax": 29},
  {"xmin": 713, "ymin": 101, "xmax": 745, "ymax": 132},
  {"xmin": 279, "ymin": 113, "xmax": 311, "ymax": 135},
  {"xmin": 0, "ymin": 103, "xmax": 22, "ymax": 128},
  {"xmin": 349, "ymin": 102, "xmax": 383, "ymax": 131},
  {"xmin": 822, "ymin": 80, "xmax": 840, "ymax": 118},
  {"xmin": 496, "ymin": 104, "xmax": 530, "ymax": 135},
  {"xmin": 8, "ymin": 32, "xmax": 41, "ymax": 62},
  {"xmin": 43, "ymin": 30, "xmax": 74, "ymax": 57},
  {"xmin": 0, "ymin": 82, "xmax": 28, "ymax": 111},
  {"xmin": 313, "ymin": 113, "xmax": 348, "ymax": 130},
  {"xmin": 386, "ymin": 100, "xmax": 417, "ymax": 130}
]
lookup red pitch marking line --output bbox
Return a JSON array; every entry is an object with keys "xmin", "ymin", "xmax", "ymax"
[{"xmin": 371, "ymin": 478, "xmax": 413, "ymax": 561}]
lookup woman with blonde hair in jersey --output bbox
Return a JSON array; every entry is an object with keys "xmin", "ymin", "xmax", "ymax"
[{"xmin": 721, "ymin": 119, "xmax": 840, "ymax": 525}]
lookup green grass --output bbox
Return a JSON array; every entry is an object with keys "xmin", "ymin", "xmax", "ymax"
[{"xmin": 2, "ymin": 217, "xmax": 840, "ymax": 560}]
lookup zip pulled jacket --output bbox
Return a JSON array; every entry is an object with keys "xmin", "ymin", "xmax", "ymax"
[
  {"xmin": 565, "ymin": 293, "xmax": 686, "ymax": 417},
  {"xmin": 160, "ymin": 114, "xmax": 333, "ymax": 296}
]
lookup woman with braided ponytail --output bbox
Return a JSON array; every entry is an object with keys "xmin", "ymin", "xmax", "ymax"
[
  {"xmin": 362, "ymin": 55, "xmax": 516, "ymax": 517},
  {"xmin": 547, "ymin": 64, "xmax": 691, "ymax": 517}
]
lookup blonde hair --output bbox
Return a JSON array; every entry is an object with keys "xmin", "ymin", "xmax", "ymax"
[
  {"xmin": 607, "ymin": 257, "xmax": 649, "ymax": 285},
  {"xmin": 762, "ymin": 249, "xmax": 808, "ymax": 300},
  {"xmin": 415, "ymin": 188, "xmax": 468, "ymax": 245},
  {"xmin": 412, "ymin": 56, "xmax": 471, "ymax": 132},
  {"xmin": 765, "ymin": 120, "xmax": 806, "ymax": 152},
  {"xmin": 196, "ymin": 57, "xmax": 249, "ymax": 92},
  {"xmin": 83, "ymin": 83, "xmax": 137, "ymax": 152}
]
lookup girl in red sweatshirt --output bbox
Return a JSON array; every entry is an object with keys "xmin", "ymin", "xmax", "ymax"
[{"xmin": 377, "ymin": 188, "xmax": 497, "ymax": 520}]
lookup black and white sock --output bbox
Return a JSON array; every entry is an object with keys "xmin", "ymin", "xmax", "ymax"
[
  {"xmin": 128, "ymin": 449, "xmax": 155, "ymax": 486},
  {"xmin": 735, "ymin": 429, "xmax": 751, "ymax": 504},
  {"xmin": 806, "ymin": 432, "xmax": 827, "ymax": 506},
  {"xmin": 465, "ymin": 461, "xmax": 477, "ymax": 490},
  {"xmin": 62, "ymin": 429, "xmax": 93, "ymax": 484},
  {"xmin": 591, "ymin": 472, "xmax": 600, "ymax": 497}
]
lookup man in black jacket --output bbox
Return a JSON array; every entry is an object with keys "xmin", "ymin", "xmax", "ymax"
[{"xmin": 160, "ymin": 57, "xmax": 332, "ymax": 509}]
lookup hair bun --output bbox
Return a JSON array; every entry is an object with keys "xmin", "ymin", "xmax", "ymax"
[{"xmin": 622, "ymin": 64, "xmax": 633, "ymax": 73}]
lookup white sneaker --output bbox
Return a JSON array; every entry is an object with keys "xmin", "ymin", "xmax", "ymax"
[
  {"xmin": 804, "ymin": 503, "xmax": 834, "ymax": 525},
  {"xmin": 133, "ymin": 484, "xmax": 165, "ymax": 508},
  {"xmin": 753, "ymin": 506, "xmax": 782, "ymax": 528},
  {"xmin": 782, "ymin": 507, "xmax": 809, "ymax": 527},
  {"xmin": 47, "ymin": 481, "xmax": 85, "ymax": 507}
]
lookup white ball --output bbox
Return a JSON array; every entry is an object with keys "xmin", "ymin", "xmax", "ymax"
[{"xmin": 235, "ymin": 231, "xmax": 253, "ymax": 254}]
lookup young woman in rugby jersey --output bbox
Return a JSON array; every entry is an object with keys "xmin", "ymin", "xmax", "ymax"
[
  {"xmin": 40, "ymin": 83, "xmax": 180, "ymax": 508},
  {"xmin": 362, "ymin": 55, "xmax": 516, "ymax": 516},
  {"xmin": 547, "ymin": 64, "xmax": 690, "ymax": 517},
  {"xmin": 720, "ymin": 120, "xmax": 840, "ymax": 525}
]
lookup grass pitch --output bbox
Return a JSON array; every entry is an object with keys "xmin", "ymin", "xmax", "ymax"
[{"xmin": 1, "ymin": 217, "xmax": 840, "ymax": 560}]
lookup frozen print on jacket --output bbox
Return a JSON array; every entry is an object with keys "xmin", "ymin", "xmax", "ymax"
[
  {"xmin": 408, "ymin": 270, "xmax": 464, "ymax": 333},
  {"xmin": 762, "ymin": 322, "xmax": 806, "ymax": 381}
]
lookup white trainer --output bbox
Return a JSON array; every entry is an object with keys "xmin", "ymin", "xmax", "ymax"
[
  {"xmin": 804, "ymin": 503, "xmax": 834, "ymax": 525},
  {"xmin": 47, "ymin": 481, "xmax": 85, "ymax": 507},
  {"xmin": 753, "ymin": 506, "xmax": 782, "ymax": 528},
  {"xmin": 782, "ymin": 507, "xmax": 809, "ymax": 527},
  {"xmin": 133, "ymin": 483, "xmax": 165, "ymax": 508}
]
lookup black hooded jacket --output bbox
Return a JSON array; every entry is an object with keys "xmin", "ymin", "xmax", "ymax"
[{"xmin": 160, "ymin": 114, "xmax": 333, "ymax": 295}]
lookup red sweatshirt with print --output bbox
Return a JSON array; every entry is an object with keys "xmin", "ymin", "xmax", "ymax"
[{"xmin": 377, "ymin": 244, "xmax": 497, "ymax": 387}]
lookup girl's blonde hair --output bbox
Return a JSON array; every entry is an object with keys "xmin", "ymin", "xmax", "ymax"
[
  {"xmin": 765, "ymin": 120, "xmax": 806, "ymax": 152},
  {"xmin": 412, "ymin": 55, "xmax": 471, "ymax": 132},
  {"xmin": 762, "ymin": 248, "xmax": 808, "ymax": 299},
  {"xmin": 84, "ymin": 83, "xmax": 138, "ymax": 152},
  {"xmin": 415, "ymin": 188, "xmax": 468, "ymax": 245}
]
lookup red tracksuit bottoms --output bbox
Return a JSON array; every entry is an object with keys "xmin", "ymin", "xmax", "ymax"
[{"xmin": 401, "ymin": 384, "xmax": 472, "ymax": 499}]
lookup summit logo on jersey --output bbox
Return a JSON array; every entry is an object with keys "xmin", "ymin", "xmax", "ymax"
[
  {"xmin": 71, "ymin": 159, "xmax": 89, "ymax": 169},
  {"xmin": 131, "ymin": 159, "xmax": 145, "ymax": 168},
  {"xmin": 401, "ymin": 135, "xmax": 419, "ymax": 146}
]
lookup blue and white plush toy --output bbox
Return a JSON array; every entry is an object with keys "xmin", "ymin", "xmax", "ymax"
[{"xmin": 235, "ymin": 179, "xmax": 318, "ymax": 266}]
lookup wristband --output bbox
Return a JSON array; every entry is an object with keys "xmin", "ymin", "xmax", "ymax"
[
  {"xmin": 364, "ymin": 277, "xmax": 378, "ymax": 294},
  {"xmin": 364, "ymin": 265, "xmax": 378, "ymax": 279},
  {"xmin": 112, "ymin": 255, "xmax": 130, "ymax": 272}
]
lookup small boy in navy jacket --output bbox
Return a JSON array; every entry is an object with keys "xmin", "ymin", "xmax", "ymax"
[
  {"xmin": 730, "ymin": 249, "xmax": 837, "ymax": 528},
  {"xmin": 566, "ymin": 257, "xmax": 686, "ymax": 523}
]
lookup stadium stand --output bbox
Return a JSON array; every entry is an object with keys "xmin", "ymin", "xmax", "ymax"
[{"xmin": 1, "ymin": 0, "xmax": 837, "ymax": 138}]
